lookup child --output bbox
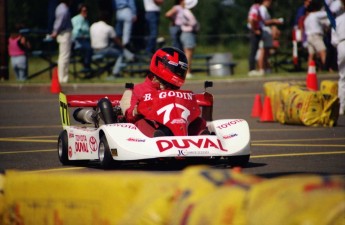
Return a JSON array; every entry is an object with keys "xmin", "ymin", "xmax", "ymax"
[{"xmin": 8, "ymin": 23, "xmax": 31, "ymax": 81}]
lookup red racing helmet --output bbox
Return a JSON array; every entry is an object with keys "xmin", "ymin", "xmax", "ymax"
[{"xmin": 150, "ymin": 47, "xmax": 188, "ymax": 89}]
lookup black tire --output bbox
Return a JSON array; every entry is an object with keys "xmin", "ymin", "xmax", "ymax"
[
  {"xmin": 98, "ymin": 135, "xmax": 114, "ymax": 169},
  {"xmin": 227, "ymin": 155, "xmax": 250, "ymax": 167},
  {"xmin": 98, "ymin": 98, "xmax": 115, "ymax": 124},
  {"xmin": 58, "ymin": 130, "xmax": 70, "ymax": 165}
]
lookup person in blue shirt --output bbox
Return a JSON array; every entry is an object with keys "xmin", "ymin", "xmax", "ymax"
[
  {"xmin": 71, "ymin": 3, "xmax": 92, "ymax": 70},
  {"xmin": 293, "ymin": 0, "xmax": 311, "ymax": 48}
]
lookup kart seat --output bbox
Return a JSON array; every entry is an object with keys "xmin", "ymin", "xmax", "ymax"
[{"xmin": 119, "ymin": 89, "xmax": 133, "ymax": 114}]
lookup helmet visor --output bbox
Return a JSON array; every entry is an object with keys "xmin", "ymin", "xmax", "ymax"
[{"xmin": 155, "ymin": 56, "xmax": 188, "ymax": 79}]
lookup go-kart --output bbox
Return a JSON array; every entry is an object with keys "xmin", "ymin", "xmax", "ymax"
[{"xmin": 58, "ymin": 81, "xmax": 251, "ymax": 169}]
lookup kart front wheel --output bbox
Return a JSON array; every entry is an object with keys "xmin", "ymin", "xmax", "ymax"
[
  {"xmin": 58, "ymin": 130, "xmax": 70, "ymax": 165},
  {"xmin": 99, "ymin": 135, "xmax": 114, "ymax": 169}
]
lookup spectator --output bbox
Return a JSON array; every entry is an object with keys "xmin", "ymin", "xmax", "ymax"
[
  {"xmin": 247, "ymin": 0, "xmax": 263, "ymax": 76},
  {"xmin": 8, "ymin": 23, "xmax": 31, "ymax": 81},
  {"xmin": 113, "ymin": 0, "xmax": 137, "ymax": 48},
  {"xmin": 180, "ymin": 0, "xmax": 199, "ymax": 79},
  {"xmin": 331, "ymin": 0, "xmax": 345, "ymax": 115},
  {"xmin": 71, "ymin": 3, "xmax": 92, "ymax": 70},
  {"xmin": 326, "ymin": 0, "xmax": 343, "ymax": 16},
  {"xmin": 294, "ymin": 0, "xmax": 312, "ymax": 28},
  {"xmin": 123, "ymin": 47, "xmax": 207, "ymax": 137},
  {"xmin": 257, "ymin": 0, "xmax": 283, "ymax": 75},
  {"xmin": 90, "ymin": 11, "xmax": 130, "ymax": 79},
  {"xmin": 143, "ymin": 0, "xmax": 164, "ymax": 55},
  {"xmin": 324, "ymin": 0, "xmax": 342, "ymax": 72},
  {"xmin": 292, "ymin": 0, "xmax": 312, "ymax": 70},
  {"xmin": 165, "ymin": 0, "xmax": 184, "ymax": 50},
  {"xmin": 50, "ymin": 0, "xmax": 73, "ymax": 83},
  {"xmin": 304, "ymin": 0, "xmax": 329, "ymax": 69},
  {"xmin": 294, "ymin": 0, "xmax": 312, "ymax": 48}
]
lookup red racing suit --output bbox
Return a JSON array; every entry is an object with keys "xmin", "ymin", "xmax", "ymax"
[{"xmin": 125, "ymin": 74, "xmax": 207, "ymax": 137}]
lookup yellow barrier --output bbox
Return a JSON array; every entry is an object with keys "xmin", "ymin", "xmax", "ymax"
[
  {"xmin": 169, "ymin": 166, "xmax": 263, "ymax": 225},
  {"xmin": 1, "ymin": 167, "xmax": 344, "ymax": 225},
  {"xmin": 247, "ymin": 174, "xmax": 345, "ymax": 225},
  {"xmin": 0, "ymin": 173, "xmax": 4, "ymax": 223},
  {"xmin": 264, "ymin": 81, "xmax": 339, "ymax": 126},
  {"xmin": 320, "ymin": 80, "xmax": 338, "ymax": 97},
  {"xmin": 1, "ymin": 170, "xmax": 177, "ymax": 225}
]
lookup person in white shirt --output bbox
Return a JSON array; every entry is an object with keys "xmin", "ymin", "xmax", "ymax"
[
  {"xmin": 248, "ymin": 0, "xmax": 283, "ymax": 76},
  {"xmin": 304, "ymin": 1, "xmax": 329, "ymax": 67},
  {"xmin": 90, "ymin": 12, "xmax": 126, "ymax": 78},
  {"xmin": 331, "ymin": 0, "xmax": 345, "ymax": 115},
  {"xmin": 327, "ymin": 0, "xmax": 343, "ymax": 16},
  {"xmin": 324, "ymin": 0, "xmax": 342, "ymax": 72}
]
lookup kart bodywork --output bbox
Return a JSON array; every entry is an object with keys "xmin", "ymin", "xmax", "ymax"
[{"xmin": 58, "ymin": 82, "xmax": 251, "ymax": 168}]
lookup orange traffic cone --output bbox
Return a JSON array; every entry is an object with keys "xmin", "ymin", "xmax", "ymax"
[
  {"xmin": 251, "ymin": 94, "xmax": 263, "ymax": 118},
  {"xmin": 50, "ymin": 67, "xmax": 61, "ymax": 94},
  {"xmin": 306, "ymin": 60, "xmax": 318, "ymax": 91},
  {"xmin": 260, "ymin": 96, "xmax": 274, "ymax": 122}
]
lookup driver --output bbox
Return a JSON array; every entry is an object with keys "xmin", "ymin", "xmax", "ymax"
[{"xmin": 124, "ymin": 46, "xmax": 208, "ymax": 137}]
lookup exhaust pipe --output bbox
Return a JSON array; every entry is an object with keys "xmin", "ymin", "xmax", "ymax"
[{"xmin": 73, "ymin": 108, "xmax": 97, "ymax": 124}]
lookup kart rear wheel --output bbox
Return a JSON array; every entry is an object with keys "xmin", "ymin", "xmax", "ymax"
[
  {"xmin": 99, "ymin": 135, "xmax": 114, "ymax": 169},
  {"xmin": 227, "ymin": 155, "xmax": 250, "ymax": 167},
  {"xmin": 58, "ymin": 130, "xmax": 70, "ymax": 165}
]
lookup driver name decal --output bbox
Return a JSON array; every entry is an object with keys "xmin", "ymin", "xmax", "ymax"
[
  {"xmin": 156, "ymin": 138, "xmax": 227, "ymax": 152},
  {"xmin": 143, "ymin": 91, "xmax": 193, "ymax": 102}
]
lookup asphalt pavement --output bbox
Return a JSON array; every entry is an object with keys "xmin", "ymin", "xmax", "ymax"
[{"xmin": 0, "ymin": 74, "xmax": 344, "ymax": 178}]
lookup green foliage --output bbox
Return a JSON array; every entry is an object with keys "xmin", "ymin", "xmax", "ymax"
[
  {"xmin": 8, "ymin": 0, "xmax": 48, "ymax": 30},
  {"xmin": 6, "ymin": 0, "xmax": 303, "ymax": 66},
  {"xmin": 7, "ymin": 0, "xmax": 303, "ymax": 35},
  {"xmin": 161, "ymin": 0, "xmax": 302, "ymax": 38}
]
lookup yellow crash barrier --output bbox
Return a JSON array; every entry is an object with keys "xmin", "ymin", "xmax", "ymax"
[{"xmin": 0, "ymin": 167, "xmax": 344, "ymax": 225}]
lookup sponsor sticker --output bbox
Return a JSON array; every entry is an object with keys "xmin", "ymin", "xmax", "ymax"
[
  {"xmin": 89, "ymin": 136, "xmax": 98, "ymax": 152},
  {"xmin": 107, "ymin": 124, "xmax": 137, "ymax": 130},
  {"xmin": 75, "ymin": 135, "xmax": 88, "ymax": 152},
  {"xmin": 68, "ymin": 146, "xmax": 73, "ymax": 158},
  {"xmin": 177, "ymin": 149, "xmax": 210, "ymax": 156},
  {"xmin": 223, "ymin": 133, "xmax": 238, "ymax": 139},
  {"xmin": 217, "ymin": 119, "xmax": 244, "ymax": 130},
  {"xmin": 156, "ymin": 138, "xmax": 227, "ymax": 152},
  {"xmin": 127, "ymin": 138, "xmax": 146, "ymax": 142}
]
